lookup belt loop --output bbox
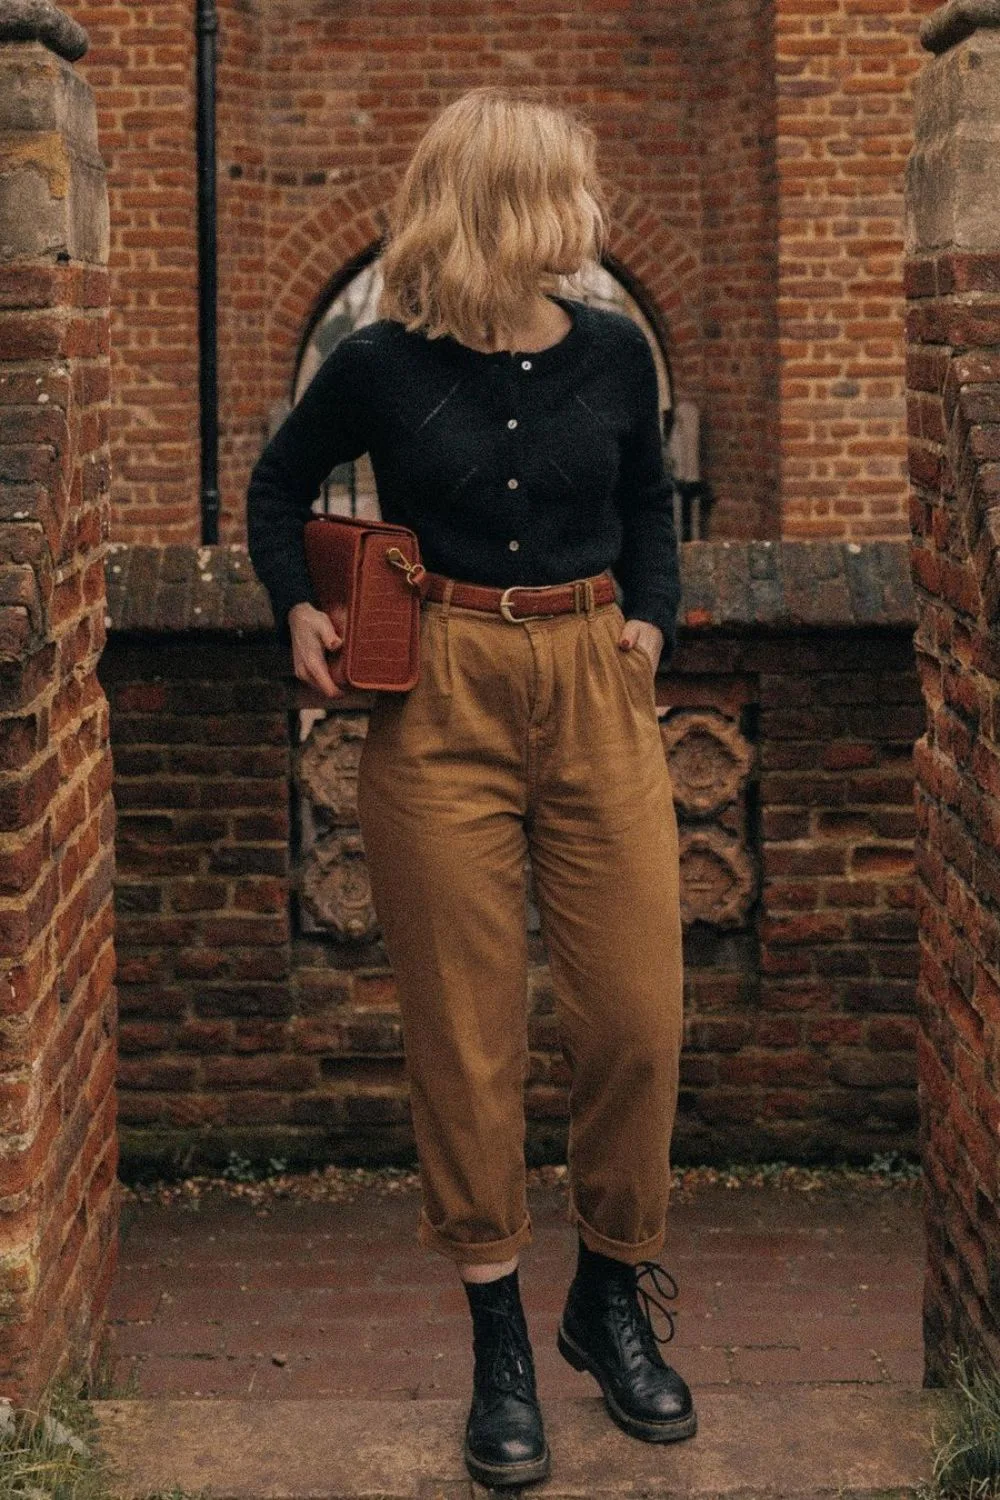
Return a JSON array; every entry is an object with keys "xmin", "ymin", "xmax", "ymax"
[
  {"xmin": 585, "ymin": 578, "xmax": 595, "ymax": 618},
  {"xmin": 573, "ymin": 580, "xmax": 583, "ymax": 615},
  {"xmin": 439, "ymin": 577, "xmax": 455, "ymax": 697},
  {"xmin": 441, "ymin": 576, "xmax": 455, "ymax": 624}
]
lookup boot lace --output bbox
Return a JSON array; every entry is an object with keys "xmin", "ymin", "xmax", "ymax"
[
  {"xmin": 612, "ymin": 1260, "xmax": 679, "ymax": 1362},
  {"xmin": 474, "ymin": 1305, "xmax": 537, "ymax": 1403}
]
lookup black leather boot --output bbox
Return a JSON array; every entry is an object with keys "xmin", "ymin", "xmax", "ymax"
[
  {"xmin": 462, "ymin": 1267, "xmax": 550, "ymax": 1488},
  {"xmin": 557, "ymin": 1236, "xmax": 697, "ymax": 1443}
]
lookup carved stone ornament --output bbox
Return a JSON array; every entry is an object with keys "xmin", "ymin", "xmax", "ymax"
[
  {"xmin": 296, "ymin": 711, "xmax": 368, "ymax": 826},
  {"xmin": 659, "ymin": 709, "xmax": 753, "ymax": 817},
  {"xmin": 299, "ymin": 830, "xmax": 379, "ymax": 941},
  {"xmin": 677, "ymin": 828, "xmax": 756, "ymax": 928}
]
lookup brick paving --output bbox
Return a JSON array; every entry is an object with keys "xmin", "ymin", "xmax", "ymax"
[{"xmin": 107, "ymin": 1178, "xmax": 924, "ymax": 1402}]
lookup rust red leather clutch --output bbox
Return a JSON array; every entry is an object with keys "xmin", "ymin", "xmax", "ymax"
[{"xmin": 303, "ymin": 514, "xmax": 425, "ymax": 692}]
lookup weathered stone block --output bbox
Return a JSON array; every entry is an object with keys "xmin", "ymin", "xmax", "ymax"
[
  {"xmin": 0, "ymin": 49, "xmax": 107, "ymax": 264},
  {"xmin": 907, "ymin": 32, "xmax": 1000, "ymax": 254}
]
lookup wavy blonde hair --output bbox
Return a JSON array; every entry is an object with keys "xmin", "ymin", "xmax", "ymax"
[{"xmin": 377, "ymin": 87, "xmax": 609, "ymax": 348}]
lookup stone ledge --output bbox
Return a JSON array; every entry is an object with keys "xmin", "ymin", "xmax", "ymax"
[
  {"xmin": 678, "ymin": 538, "xmax": 915, "ymax": 631},
  {"xmin": 103, "ymin": 543, "xmax": 274, "ymax": 634},
  {"xmin": 103, "ymin": 540, "xmax": 917, "ymax": 637},
  {"xmin": 93, "ymin": 1389, "xmax": 950, "ymax": 1499},
  {"xmin": 0, "ymin": 0, "xmax": 88, "ymax": 59}
]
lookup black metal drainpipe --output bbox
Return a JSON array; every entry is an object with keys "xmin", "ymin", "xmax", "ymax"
[{"xmin": 196, "ymin": 0, "xmax": 220, "ymax": 544}]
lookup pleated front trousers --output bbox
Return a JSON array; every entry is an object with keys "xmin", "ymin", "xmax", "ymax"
[{"xmin": 355, "ymin": 572, "xmax": 684, "ymax": 1266}]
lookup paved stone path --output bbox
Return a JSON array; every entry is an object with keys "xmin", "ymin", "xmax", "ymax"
[
  {"xmin": 95, "ymin": 1387, "xmax": 947, "ymax": 1499},
  {"xmin": 107, "ymin": 1177, "xmax": 925, "ymax": 1400}
]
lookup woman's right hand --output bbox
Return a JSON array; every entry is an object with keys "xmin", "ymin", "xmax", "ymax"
[{"xmin": 288, "ymin": 602, "xmax": 344, "ymax": 698}]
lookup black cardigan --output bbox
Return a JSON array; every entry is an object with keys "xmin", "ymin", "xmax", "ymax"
[{"xmin": 246, "ymin": 293, "xmax": 682, "ymax": 662}]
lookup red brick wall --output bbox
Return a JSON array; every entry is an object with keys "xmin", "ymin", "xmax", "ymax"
[
  {"xmin": 60, "ymin": 0, "xmax": 943, "ymax": 547},
  {"xmin": 701, "ymin": 0, "xmax": 781, "ymax": 539},
  {"xmin": 61, "ymin": 0, "xmax": 942, "ymax": 549},
  {"xmin": 64, "ymin": 1, "xmax": 201, "ymax": 543},
  {"xmin": 750, "ymin": 630, "xmax": 922, "ymax": 1153},
  {"xmin": 775, "ymin": 0, "xmax": 938, "ymax": 538},
  {"xmin": 216, "ymin": 0, "xmax": 267, "ymax": 518},
  {"xmin": 0, "ymin": 36, "xmax": 119, "ymax": 1402},
  {"xmin": 907, "ymin": 248, "xmax": 1000, "ymax": 1379},
  {"xmin": 34, "ymin": 0, "xmax": 794, "ymax": 548}
]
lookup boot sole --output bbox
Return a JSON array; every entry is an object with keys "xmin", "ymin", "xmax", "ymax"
[
  {"xmin": 557, "ymin": 1323, "xmax": 698, "ymax": 1444},
  {"xmin": 462, "ymin": 1435, "xmax": 551, "ymax": 1488}
]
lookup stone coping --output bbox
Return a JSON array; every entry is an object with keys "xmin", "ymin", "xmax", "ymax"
[
  {"xmin": 0, "ymin": 0, "xmax": 88, "ymax": 59},
  {"xmin": 103, "ymin": 543, "xmax": 271, "ymax": 634},
  {"xmin": 921, "ymin": 0, "xmax": 1000, "ymax": 53},
  {"xmin": 103, "ymin": 539, "xmax": 917, "ymax": 637}
]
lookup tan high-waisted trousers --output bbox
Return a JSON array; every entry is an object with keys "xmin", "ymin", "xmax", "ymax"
[{"xmin": 355, "ymin": 572, "xmax": 684, "ymax": 1267}]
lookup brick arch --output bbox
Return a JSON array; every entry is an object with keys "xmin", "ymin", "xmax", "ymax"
[
  {"xmin": 604, "ymin": 186, "xmax": 702, "ymax": 402},
  {"xmin": 266, "ymin": 167, "xmax": 401, "ymax": 400},
  {"xmin": 267, "ymin": 173, "xmax": 701, "ymax": 400}
]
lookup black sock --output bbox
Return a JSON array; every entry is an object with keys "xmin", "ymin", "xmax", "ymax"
[
  {"xmin": 462, "ymin": 1265, "xmax": 521, "ymax": 1310},
  {"xmin": 577, "ymin": 1234, "xmax": 632, "ymax": 1279}
]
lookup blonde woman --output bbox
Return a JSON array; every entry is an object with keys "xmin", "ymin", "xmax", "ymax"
[{"xmin": 247, "ymin": 86, "xmax": 694, "ymax": 1489}]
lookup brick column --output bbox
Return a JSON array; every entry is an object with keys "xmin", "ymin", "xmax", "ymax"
[
  {"xmin": 0, "ymin": 3, "xmax": 119, "ymax": 1401},
  {"xmin": 774, "ymin": 0, "xmax": 937, "ymax": 539},
  {"xmin": 906, "ymin": 0, "xmax": 1000, "ymax": 1381}
]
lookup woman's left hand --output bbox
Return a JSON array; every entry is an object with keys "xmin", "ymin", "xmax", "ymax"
[{"xmin": 619, "ymin": 618, "xmax": 664, "ymax": 673}]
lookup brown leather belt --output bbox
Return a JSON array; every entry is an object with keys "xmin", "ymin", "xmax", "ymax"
[{"xmin": 421, "ymin": 569, "xmax": 617, "ymax": 622}]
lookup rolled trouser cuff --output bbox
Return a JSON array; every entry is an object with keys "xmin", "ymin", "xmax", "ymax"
[
  {"xmin": 417, "ymin": 1208, "xmax": 534, "ymax": 1264},
  {"xmin": 570, "ymin": 1200, "xmax": 666, "ymax": 1264}
]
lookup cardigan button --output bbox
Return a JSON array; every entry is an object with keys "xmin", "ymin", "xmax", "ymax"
[
  {"xmin": 508, "ymin": 418, "xmax": 518, "ymax": 429},
  {"xmin": 507, "ymin": 477, "xmax": 519, "ymax": 489},
  {"xmin": 508, "ymin": 540, "xmax": 520, "ymax": 551},
  {"xmin": 520, "ymin": 359, "xmax": 532, "ymax": 371}
]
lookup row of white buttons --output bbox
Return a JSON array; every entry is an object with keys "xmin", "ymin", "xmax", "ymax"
[{"xmin": 508, "ymin": 386, "xmax": 524, "ymax": 546}]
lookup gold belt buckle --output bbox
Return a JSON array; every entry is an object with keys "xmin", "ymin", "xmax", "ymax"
[{"xmin": 498, "ymin": 585, "xmax": 557, "ymax": 623}]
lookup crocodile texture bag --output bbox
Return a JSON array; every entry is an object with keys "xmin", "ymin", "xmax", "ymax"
[{"xmin": 303, "ymin": 514, "xmax": 425, "ymax": 692}]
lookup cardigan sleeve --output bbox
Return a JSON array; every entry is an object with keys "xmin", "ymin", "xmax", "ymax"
[
  {"xmin": 246, "ymin": 334, "xmax": 370, "ymax": 644},
  {"xmin": 614, "ymin": 328, "xmax": 682, "ymax": 663}
]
